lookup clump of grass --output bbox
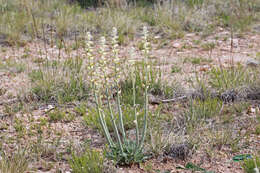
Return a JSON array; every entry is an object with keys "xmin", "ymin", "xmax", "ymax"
[
  {"xmin": 29, "ymin": 58, "xmax": 90, "ymax": 104},
  {"xmin": 242, "ymin": 156, "xmax": 260, "ymax": 173},
  {"xmin": 171, "ymin": 64, "xmax": 182, "ymax": 73},
  {"xmin": 120, "ymin": 61, "xmax": 174, "ymax": 105},
  {"xmin": 48, "ymin": 108, "xmax": 75, "ymax": 122},
  {"xmin": 0, "ymin": 150, "xmax": 29, "ymax": 173},
  {"xmin": 183, "ymin": 56, "xmax": 212, "ymax": 65},
  {"xmin": 188, "ymin": 97, "xmax": 222, "ymax": 119},
  {"xmin": 185, "ymin": 97, "xmax": 222, "ymax": 131},
  {"xmin": 3, "ymin": 102, "xmax": 24, "ymax": 117},
  {"xmin": 69, "ymin": 146, "xmax": 104, "ymax": 173},
  {"xmin": 147, "ymin": 107, "xmax": 170, "ymax": 157},
  {"xmin": 74, "ymin": 102, "xmax": 87, "ymax": 116},
  {"xmin": 0, "ymin": 87, "xmax": 6, "ymax": 96},
  {"xmin": 208, "ymin": 65, "xmax": 257, "ymax": 92},
  {"xmin": 255, "ymin": 124, "xmax": 260, "ymax": 135},
  {"xmin": 0, "ymin": 59, "xmax": 26, "ymax": 73}
]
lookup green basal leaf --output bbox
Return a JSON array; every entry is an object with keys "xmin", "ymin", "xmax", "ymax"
[{"xmin": 233, "ymin": 154, "xmax": 252, "ymax": 162}]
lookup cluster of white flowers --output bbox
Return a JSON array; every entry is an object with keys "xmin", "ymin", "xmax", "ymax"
[
  {"xmin": 141, "ymin": 26, "xmax": 150, "ymax": 85},
  {"xmin": 97, "ymin": 36, "xmax": 109, "ymax": 87},
  {"xmin": 84, "ymin": 28, "xmax": 124, "ymax": 90},
  {"xmin": 84, "ymin": 26, "xmax": 150, "ymax": 91},
  {"xmin": 128, "ymin": 47, "xmax": 136, "ymax": 81},
  {"xmin": 85, "ymin": 32, "xmax": 95, "ymax": 82},
  {"xmin": 142, "ymin": 26, "xmax": 150, "ymax": 56},
  {"xmin": 111, "ymin": 27, "xmax": 121, "ymax": 84}
]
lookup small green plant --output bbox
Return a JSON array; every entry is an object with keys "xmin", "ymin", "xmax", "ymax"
[
  {"xmin": 255, "ymin": 124, "xmax": 260, "ymax": 135},
  {"xmin": 48, "ymin": 108, "xmax": 75, "ymax": 122},
  {"xmin": 242, "ymin": 156, "xmax": 260, "ymax": 173},
  {"xmin": 188, "ymin": 98, "xmax": 222, "ymax": 119},
  {"xmin": 14, "ymin": 118, "xmax": 25, "ymax": 133},
  {"xmin": 183, "ymin": 57, "xmax": 212, "ymax": 65},
  {"xmin": 191, "ymin": 58, "xmax": 202, "ymax": 65},
  {"xmin": 171, "ymin": 64, "xmax": 181, "ymax": 73},
  {"xmin": 211, "ymin": 129, "xmax": 232, "ymax": 150},
  {"xmin": 74, "ymin": 103, "xmax": 87, "ymax": 116},
  {"xmin": 69, "ymin": 146, "xmax": 104, "ymax": 173},
  {"xmin": 201, "ymin": 42, "xmax": 215, "ymax": 58},
  {"xmin": 106, "ymin": 139, "xmax": 148, "ymax": 165},
  {"xmin": 0, "ymin": 87, "xmax": 7, "ymax": 96},
  {"xmin": 201, "ymin": 42, "xmax": 215, "ymax": 51}
]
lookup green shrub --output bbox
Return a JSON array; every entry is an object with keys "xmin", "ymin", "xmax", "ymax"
[{"xmin": 69, "ymin": 147, "xmax": 104, "ymax": 173}]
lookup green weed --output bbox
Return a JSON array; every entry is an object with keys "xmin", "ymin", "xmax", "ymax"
[
  {"xmin": 255, "ymin": 124, "xmax": 260, "ymax": 135},
  {"xmin": 69, "ymin": 146, "xmax": 104, "ymax": 173},
  {"xmin": 242, "ymin": 156, "xmax": 260, "ymax": 173},
  {"xmin": 171, "ymin": 64, "xmax": 182, "ymax": 73},
  {"xmin": 48, "ymin": 108, "xmax": 75, "ymax": 122},
  {"xmin": 183, "ymin": 57, "xmax": 212, "ymax": 65}
]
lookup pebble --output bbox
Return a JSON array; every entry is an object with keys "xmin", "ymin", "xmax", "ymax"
[
  {"xmin": 246, "ymin": 58, "xmax": 260, "ymax": 67},
  {"xmin": 173, "ymin": 42, "xmax": 181, "ymax": 48}
]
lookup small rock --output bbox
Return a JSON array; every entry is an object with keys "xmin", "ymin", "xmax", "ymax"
[
  {"xmin": 246, "ymin": 58, "xmax": 260, "ymax": 67},
  {"xmin": 228, "ymin": 38, "xmax": 239, "ymax": 48},
  {"xmin": 253, "ymin": 25, "xmax": 260, "ymax": 33},
  {"xmin": 165, "ymin": 143, "xmax": 191, "ymax": 160},
  {"xmin": 186, "ymin": 33, "xmax": 195, "ymax": 37},
  {"xmin": 221, "ymin": 89, "xmax": 237, "ymax": 103},
  {"xmin": 116, "ymin": 168, "xmax": 124, "ymax": 173},
  {"xmin": 173, "ymin": 42, "xmax": 181, "ymax": 48}
]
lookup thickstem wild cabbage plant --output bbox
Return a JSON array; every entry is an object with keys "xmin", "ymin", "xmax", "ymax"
[{"xmin": 85, "ymin": 26, "xmax": 150, "ymax": 165}]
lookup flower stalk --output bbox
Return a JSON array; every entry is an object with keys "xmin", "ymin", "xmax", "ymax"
[{"xmin": 90, "ymin": 26, "xmax": 150, "ymax": 165}]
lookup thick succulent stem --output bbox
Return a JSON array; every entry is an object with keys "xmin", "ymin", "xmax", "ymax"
[
  {"xmin": 116, "ymin": 87, "xmax": 126, "ymax": 140},
  {"xmin": 132, "ymin": 71, "xmax": 139, "ymax": 149},
  {"xmin": 138, "ymin": 85, "xmax": 148, "ymax": 150},
  {"xmin": 94, "ymin": 92, "xmax": 114, "ymax": 148},
  {"xmin": 106, "ymin": 89, "xmax": 124, "ymax": 153}
]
